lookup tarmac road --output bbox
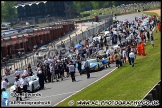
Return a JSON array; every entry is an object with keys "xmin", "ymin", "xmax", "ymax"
[{"xmin": 6, "ymin": 13, "xmax": 143, "ymax": 107}]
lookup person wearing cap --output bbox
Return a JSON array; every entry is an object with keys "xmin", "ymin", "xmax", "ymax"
[
  {"xmin": 14, "ymin": 69, "xmax": 20, "ymax": 79},
  {"xmin": 21, "ymin": 75, "xmax": 29, "ymax": 98},
  {"xmin": 58, "ymin": 60, "xmax": 64, "ymax": 81},
  {"xmin": 69, "ymin": 61, "xmax": 76, "ymax": 82},
  {"xmin": 37, "ymin": 70, "xmax": 44, "ymax": 89},
  {"xmin": 84, "ymin": 59, "xmax": 90, "ymax": 78},
  {"xmin": 114, "ymin": 51, "xmax": 120, "ymax": 68},
  {"xmin": 129, "ymin": 50, "xmax": 135, "ymax": 67},
  {"xmin": 126, "ymin": 45, "xmax": 132, "ymax": 65},
  {"xmin": 14, "ymin": 77, "xmax": 22, "ymax": 101},
  {"xmin": 1, "ymin": 78, "xmax": 9, "ymax": 95},
  {"xmin": 46, "ymin": 63, "xmax": 51, "ymax": 82},
  {"xmin": 54, "ymin": 61, "xmax": 59, "ymax": 82},
  {"xmin": 23, "ymin": 67, "xmax": 29, "ymax": 77},
  {"xmin": 49, "ymin": 62, "xmax": 55, "ymax": 82},
  {"xmin": 122, "ymin": 47, "xmax": 127, "ymax": 64}
]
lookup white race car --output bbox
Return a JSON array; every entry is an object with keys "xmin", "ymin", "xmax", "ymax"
[{"xmin": 10, "ymin": 75, "xmax": 40, "ymax": 93}]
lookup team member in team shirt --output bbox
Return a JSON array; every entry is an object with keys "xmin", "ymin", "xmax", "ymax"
[{"xmin": 14, "ymin": 77, "xmax": 22, "ymax": 101}]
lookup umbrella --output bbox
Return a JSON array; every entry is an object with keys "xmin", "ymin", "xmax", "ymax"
[{"xmin": 74, "ymin": 44, "xmax": 82, "ymax": 49}]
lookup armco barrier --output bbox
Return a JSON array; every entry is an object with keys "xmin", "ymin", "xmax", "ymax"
[
  {"xmin": 137, "ymin": 81, "xmax": 161, "ymax": 107},
  {"xmin": 56, "ymin": 17, "xmax": 113, "ymax": 50}
]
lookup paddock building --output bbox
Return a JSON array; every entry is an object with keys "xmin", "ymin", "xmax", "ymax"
[{"xmin": 1, "ymin": 21, "xmax": 75, "ymax": 58}]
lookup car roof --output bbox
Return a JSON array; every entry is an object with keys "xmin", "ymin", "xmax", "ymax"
[{"xmin": 88, "ymin": 59, "xmax": 97, "ymax": 61}]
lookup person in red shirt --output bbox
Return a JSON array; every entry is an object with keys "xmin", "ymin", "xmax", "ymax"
[
  {"xmin": 85, "ymin": 40, "xmax": 89, "ymax": 47},
  {"xmin": 140, "ymin": 33, "xmax": 145, "ymax": 43}
]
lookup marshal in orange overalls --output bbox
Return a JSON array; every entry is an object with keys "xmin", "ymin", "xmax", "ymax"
[
  {"xmin": 137, "ymin": 43, "xmax": 141, "ymax": 55},
  {"xmin": 158, "ymin": 23, "xmax": 161, "ymax": 32},
  {"xmin": 141, "ymin": 42, "xmax": 146, "ymax": 56},
  {"xmin": 141, "ymin": 33, "xmax": 145, "ymax": 43}
]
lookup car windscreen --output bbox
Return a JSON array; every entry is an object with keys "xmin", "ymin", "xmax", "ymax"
[{"xmin": 88, "ymin": 59, "xmax": 97, "ymax": 63}]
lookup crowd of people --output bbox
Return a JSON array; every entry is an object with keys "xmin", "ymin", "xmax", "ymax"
[{"xmin": 1, "ymin": 13, "xmax": 161, "ymax": 102}]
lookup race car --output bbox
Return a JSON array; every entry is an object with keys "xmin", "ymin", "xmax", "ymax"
[
  {"xmin": 10, "ymin": 74, "xmax": 40, "ymax": 93},
  {"xmin": 81, "ymin": 59, "xmax": 103, "ymax": 72}
]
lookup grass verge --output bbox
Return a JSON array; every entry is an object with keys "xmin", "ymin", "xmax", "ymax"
[
  {"xmin": 56, "ymin": 12, "xmax": 161, "ymax": 107},
  {"xmin": 7, "ymin": 84, "xmax": 14, "ymax": 88}
]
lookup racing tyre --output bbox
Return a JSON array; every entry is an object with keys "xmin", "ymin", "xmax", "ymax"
[
  {"xmin": 98, "ymin": 65, "xmax": 101, "ymax": 71},
  {"xmin": 32, "ymin": 84, "xmax": 34, "ymax": 93}
]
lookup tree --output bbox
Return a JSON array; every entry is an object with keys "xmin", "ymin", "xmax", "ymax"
[
  {"xmin": 73, "ymin": 1, "xmax": 85, "ymax": 12},
  {"xmin": 91, "ymin": 1, "xmax": 99, "ymax": 9},
  {"xmin": 111, "ymin": 1, "xmax": 117, "ymax": 7},
  {"xmin": 103, "ymin": 2, "xmax": 111, "ymax": 8},
  {"xmin": 1, "ymin": 1, "xmax": 18, "ymax": 23}
]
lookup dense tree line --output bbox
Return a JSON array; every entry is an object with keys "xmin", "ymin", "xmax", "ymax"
[
  {"xmin": 1, "ymin": 1, "xmax": 17, "ymax": 23},
  {"xmin": 73, "ymin": 1, "xmax": 147, "ymax": 12},
  {"xmin": 1, "ymin": 1, "xmax": 150, "ymax": 23}
]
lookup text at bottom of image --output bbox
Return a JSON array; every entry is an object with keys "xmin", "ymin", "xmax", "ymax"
[
  {"xmin": 8, "ymin": 100, "xmax": 51, "ymax": 106},
  {"xmin": 68, "ymin": 100, "xmax": 160, "ymax": 107}
]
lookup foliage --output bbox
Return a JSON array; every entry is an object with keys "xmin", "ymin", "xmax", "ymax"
[
  {"xmin": 73, "ymin": 1, "xmax": 148, "ymax": 12},
  {"xmin": 1, "ymin": 1, "xmax": 18, "ymax": 23}
]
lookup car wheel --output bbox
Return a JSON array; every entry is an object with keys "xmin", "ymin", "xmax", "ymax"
[
  {"xmin": 106, "ymin": 63, "xmax": 108, "ymax": 68},
  {"xmin": 98, "ymin": 65, "xmax": 100, "ymax": 71},
  {"xmin": 32, "ymin": 84, "xmax": 34, "ymax": 93}
]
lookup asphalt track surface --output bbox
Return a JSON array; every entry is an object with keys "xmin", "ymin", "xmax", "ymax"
[{"xmin": 6, "ymin": 13, "xmax": 143, "ymax": 107}]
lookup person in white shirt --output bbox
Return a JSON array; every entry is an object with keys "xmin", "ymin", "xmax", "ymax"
[
  {"xmin": 14, "ymin": 77, "xmax": 22, "ymax": 101},
  {"xmin": 129, "ymin": 50, "xmax": 135, "ymax": 67},
  {"xmin": 44, "ymin": 59, "xmax": 48, "ymax": 64},
  {"xmin": 49, "ymin": 63, "xmax": 55, "ymax": 82},
  {"xmin": 1, "ymin": 78, "xmax": 9, "ymax": 94},
  {"xmin": 122, "ymin": 48, "xmax": 127, "ymax": 64},
  {"xmin": 106, "ymin": 46, "xmax": 110, "ymax": 56},
  {"xmin": 23, "ymin": 68, "xmax": 28, "ymax": 76},
  {"xmin": 69, "ymin": 61, "xmax": 76, "ymax": 82},
  {"xmin": 21, "ymin": 75, "xmax": 29, "ymax": 98},
  {"xmin": 84, "ymin": 60, "xmax": 90, "ymax": 78},
  {"xmin": 14, "ymin": 69, "xmax": 20, "ymax": 79}
]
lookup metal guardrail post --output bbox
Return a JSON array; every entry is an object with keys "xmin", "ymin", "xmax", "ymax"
[
  {"xmin": 18, "ymin": 59, "xmax": 20, "ymax": 70},
  {"xmin": 145, "ymin": 94, "xmax": 153, "ymax": 101},
  {"xmin": 69, "ymin": 35, "xmax": 71, "ymax": 47},
  {"xmin": 14, "ymin": 62, "xmax": 15, "ymax": 70},
  {"xmin": 81, "ymin": 31, "xmax": 83, "ymax": 40},
  {"xmin": 151, "ymin": 88, "xmax": 158, "ymax": 100},
  {"xmin": 21, "ymin": 58, "xmax": 23, "ymax": 70},
  {"xmin": 76, "ymin": 34, "xmax": 77, "ymax": 43},
  {"xmin": 155, "ymin": 84, "xmax": 161, "ymax": 103}
]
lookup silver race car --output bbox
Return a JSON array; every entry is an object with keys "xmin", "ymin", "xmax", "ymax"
[{"xmin": 10, "ymin": 75, "xmax": 40, "ymax": 93}]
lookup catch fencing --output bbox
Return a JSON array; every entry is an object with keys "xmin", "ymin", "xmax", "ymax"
[
  {"xmin": 1, "ymin": 17, "xmax": 113, "ymax": 77},
  {"xmin": 56, "ymin": 17, "xmax": 113, "ymax": 49}
]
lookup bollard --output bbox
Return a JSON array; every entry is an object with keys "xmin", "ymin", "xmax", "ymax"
[
  {"xmin": 25, "ymin": 58, "xmax": 27, "ymax": 66},
  {"xmin": 27, "ymin": 57, "xmax": 29, "ymax": 63},
  {"xmin": 159, "ymin": 81, "xmax": 161, "ymax": 86},
  {"xmin": 16, "ymin": 62, "xmax": 18, "ymax": 69},
  {"xmin": 21, "ymin": 60, "xmax": 23, "ymax": 70},
  {"xmin": 145, "ymin": 94, "xmax": 153, "ymax": 101},
  {"xmin": 14, "ymin": 63, "xmax": 15, "ymax": 71},
  {"xmin": 151, "ymin": 88, "xmax": 158, "ymax": 100}
]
